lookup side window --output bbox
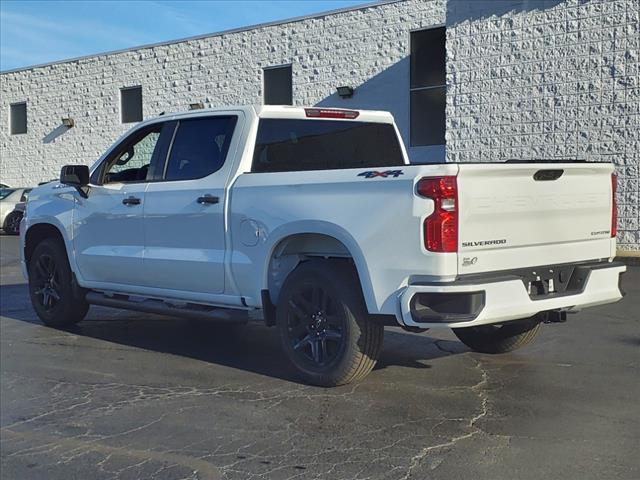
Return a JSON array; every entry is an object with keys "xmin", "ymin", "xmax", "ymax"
[
  {"xmin": 102, "ymin": 125, "xmax": 163, "ymax": 184},
  {"xmin": 164, "ymin": 116, "xmax": 237, "ymax": 181},
  {"xmin": 0, "ymin": 189, "xmax": 16, "ymax": 201}
]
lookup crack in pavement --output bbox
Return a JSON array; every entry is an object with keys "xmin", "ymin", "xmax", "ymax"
[
  {"xmin": 2, "ymin": 427, "xmax": 223, "ymax": 480},
  {"xmin": 400, "ymin": 356, "xmax": 491, "ymax": 479},
  {"xmin": 1, "ymin": 358, "xmax": 502, "ymax": 479}
]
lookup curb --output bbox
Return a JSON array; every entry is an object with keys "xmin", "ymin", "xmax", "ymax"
[{"xmin": 615, "ymin": 254, "xmax": 640, "ymax": 267}]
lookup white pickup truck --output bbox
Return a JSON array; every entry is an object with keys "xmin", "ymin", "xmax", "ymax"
[{"xmin": 21, "ymin": 106, "xmax": 626, "ymax": 386}]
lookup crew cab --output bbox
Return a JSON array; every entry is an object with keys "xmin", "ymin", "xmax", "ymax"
[{"xmin": 21, "ymin": 106, "xmax": 626, "ymax": 386}]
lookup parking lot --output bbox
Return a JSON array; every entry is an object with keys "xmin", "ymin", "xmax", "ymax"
[{"xmin": 1, "ymin": 234, "xmax": 638, "ymax": 480}]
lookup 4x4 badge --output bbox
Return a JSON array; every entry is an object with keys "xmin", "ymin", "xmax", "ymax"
[{"xmin": 358, "ymin": 170, "xmax": 404, "ymax": 179}]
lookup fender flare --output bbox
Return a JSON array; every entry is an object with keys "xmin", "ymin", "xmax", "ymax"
[
  {"xmin": 261, "ymin": 220, "xmax": 378, "ymax": 313},
  {"xmin": 23, "ymin": 219, "xmax": 78, "ymax": 276}
]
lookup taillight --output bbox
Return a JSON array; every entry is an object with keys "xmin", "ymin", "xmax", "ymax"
[
  {"xmin": 417, "ymin": 176, "xmax": 458, "ymax": 252},
  {"xmin": 611, "ymin": 172, "xmax": 617, "ymax": 238},
  {"xmin": 304, "ymin": 108, "xmax": 360, "ymax": 119}
]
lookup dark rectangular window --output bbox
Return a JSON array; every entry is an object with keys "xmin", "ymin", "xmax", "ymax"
[
  {"xmin": 164, "ymin": 116, "xmax": 237, "ymax": 181},
  {"xmin": 252, "ymin": 119, "xmax": 405, "ymax": 173},
  {"xmin": 263, "ymin": 65, "xmax": 292, "ymax": 105},
  {"xmin": 10, "ymin": 102, "xmax": 27, "ymax": 135},
  {"xmin": 410, "ymin": 27, "xmax": 446, "ymax": 146},
  {"xmin": 120, "ymin": 86, "xmax": 143, "ymax": 123}
]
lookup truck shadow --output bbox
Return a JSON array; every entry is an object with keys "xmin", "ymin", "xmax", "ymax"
[{"xmin": 1, "ymin": 283, "xmax": 467, "ymax": 385}]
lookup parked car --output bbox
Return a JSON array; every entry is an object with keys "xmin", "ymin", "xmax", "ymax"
[
  {"xmin": 3, "ymin": 202, "xmax": 26, "ymax": 235},
  {"xmin": 0, "ymin": 183, "xmax": 10, "ymax": 189},
  {"xmin": 20, "ymin": 106, "xmax": 625, "ymax": 386},
  {"xmin": 1, "ymin": 188, "xmax": 31, "ymax": 234}
]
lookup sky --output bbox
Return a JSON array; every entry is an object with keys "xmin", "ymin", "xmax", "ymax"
[{"xmin": 0, "ymin": 0, "xmax": 371, "ymax": 72}]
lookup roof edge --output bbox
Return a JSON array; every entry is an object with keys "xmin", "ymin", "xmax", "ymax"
[{"xmin": 1, "ymin": 0, "xmax": 405, "ymax": 75}]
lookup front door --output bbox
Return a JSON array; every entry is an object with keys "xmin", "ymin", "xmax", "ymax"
[
  {"xmin": 73, "ymin": 122, "xmax": 171, "ymax": 287},
  {"xmin": 142, "ymin": 115, "xmax": 239, "ymax": 295}
]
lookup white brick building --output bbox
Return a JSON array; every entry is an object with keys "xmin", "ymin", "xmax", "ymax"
[{"xmin": 1, "ymin": 0, "xmax": 638, "ymax": 251}]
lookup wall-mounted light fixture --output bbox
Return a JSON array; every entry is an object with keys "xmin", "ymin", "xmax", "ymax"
[
  {"xmin": 336, "ymin": 86, "xmax": 354, "ymax": 98},
  {"xmin": 189, "ymin": 102, "xmax": 205, "ymax": 110},
  {"xmin": 61, "ymin": 117, "xmax": 75, "ymax": 128}
]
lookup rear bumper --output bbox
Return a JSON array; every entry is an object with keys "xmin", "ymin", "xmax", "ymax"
[{"xmin": 398, "ymin": 261, "xmax": 626, "ymax": 328}]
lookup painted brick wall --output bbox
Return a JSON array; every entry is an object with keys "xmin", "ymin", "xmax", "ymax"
[
  {"xmin": 0, "ymin": 0, "xmax": 638, "ymax": 250},
  {"xmin": 0, "ymin": 0, "xmax": 445, "ymax": 185},
  {"xmin": 446, "ymin": 0, "xmax": 639, "ymax": 250}
]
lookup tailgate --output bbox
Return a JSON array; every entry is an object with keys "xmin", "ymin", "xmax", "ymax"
[{"xmin": 457, "ymin": 162, "xmax": 615, "ymax": 274}]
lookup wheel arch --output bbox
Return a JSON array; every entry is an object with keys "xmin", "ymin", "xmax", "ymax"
[
  {"xmin": 262, "ymin": 222, "xmax": 376, "ymax": 313},
  {"xmin": 24, "ymin": 222, "xmax": 72, "ymax": 270}
]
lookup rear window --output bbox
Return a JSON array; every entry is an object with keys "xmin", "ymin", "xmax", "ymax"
[{"xmin": 252, "ymin": 119, "xmax": 405, "ymax": 173}]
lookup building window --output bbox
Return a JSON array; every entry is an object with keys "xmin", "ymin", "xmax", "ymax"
[
  {"xmin": 120, "ymin": 86, "xmax": 143, "ymax": 123},
  {"xmin": 410, "ymin": 27, "xmax": 446, "ymax": 147},
  {"xmin": 263, "ymin": 65, "xmax": 292, "ymax": 105},
  {"xmin": 10, "ymin": 102, "xmax": 27, "ymax": 135}
]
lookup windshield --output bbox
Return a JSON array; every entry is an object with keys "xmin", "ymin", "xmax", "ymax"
[{"xmin": 0, "ymin": 188, "xmax": 16, "ymax": 200}]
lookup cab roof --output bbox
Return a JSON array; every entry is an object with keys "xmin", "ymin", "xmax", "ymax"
[{"xmin": 145, "ymin": 105, "xmax": 395, "ymax": 125}]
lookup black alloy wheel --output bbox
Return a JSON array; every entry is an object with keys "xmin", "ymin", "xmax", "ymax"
[
  {"xmin": 31, "ymin": 253, "xmax": 62, "ymax": 312},
  {"xmin": 276, "ymin": 260, "xmax": 384, "ymax": 387},
  {"xmin": 28, "ymin": 238, "xmax": 89, "ymax": 327},
  {"xmin": 284, "ymin": 284, "xmax": 346, "ymax": 368},
  {"xmin": 4, "ymin": 211, "xmax": 23, "ymax": 235}
]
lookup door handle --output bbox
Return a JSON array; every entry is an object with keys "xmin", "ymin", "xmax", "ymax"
[
  {"xmin": 533, "ymin": 169, "xmax": 564, "ymax": 181},
  {"xmin": 122, "ymin": 196, "xmax": 141, "ymax": 206},
  {"xmin": 197, "ymin": 195, "xmax": 220, "ymax": 205}
]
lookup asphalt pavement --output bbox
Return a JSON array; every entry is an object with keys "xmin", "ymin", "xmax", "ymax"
[{"xmin": 1, "ymin": 234, "xmax": 638, "ymax": 480}]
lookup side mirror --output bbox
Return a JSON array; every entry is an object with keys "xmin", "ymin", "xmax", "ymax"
[
  {"xmin": 60, "ymin": 165, "xmax": 90, "ymax": 198},
  {"xmin": 60, "ymin": 165, "xmax": 89, "ymax": 186}
]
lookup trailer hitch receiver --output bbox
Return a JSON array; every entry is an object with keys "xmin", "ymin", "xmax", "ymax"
[{"xmin": 543, "ymin": 309, "xmax": 568, "ymax": 323}]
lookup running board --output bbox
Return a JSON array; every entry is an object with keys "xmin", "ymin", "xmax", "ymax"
[{"xmin": 85, "ymin": 291, "xmax": 249, "ymax": 323}]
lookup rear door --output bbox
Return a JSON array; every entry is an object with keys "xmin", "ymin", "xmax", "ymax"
[
  {"xmin": 141, "ymin": 114, "xmax": 240, "ymax": 295},
  {"xmin": 456, "ymin": 162, "xmax": 615, "ymax": 274}
]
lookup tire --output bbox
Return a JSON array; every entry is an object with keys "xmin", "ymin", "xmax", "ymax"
[
  {"xmin": 276, "ymin": 260, "xmax": 383, "ymax": 387},
  {"xmin": 28, "ymin": 238, "xmax": 89, "ymax": 328},
  {"xmin": 453, "ymin": 316, "xmax": 542, "ymax": 354},
  {"xmin": 3, "ymin": 211, "xmax": 22, "ymax": 235}
]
